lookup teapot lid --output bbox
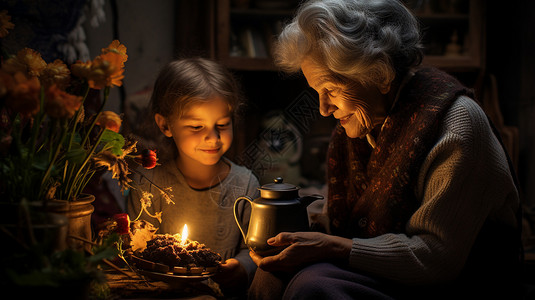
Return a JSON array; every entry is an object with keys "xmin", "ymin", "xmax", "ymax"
[{"xmin": 259, "ymin": 177, "xmax": 300, "ymax": 199}]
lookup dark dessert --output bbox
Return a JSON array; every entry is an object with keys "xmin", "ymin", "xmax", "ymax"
[{"xmin": 141, "ymin": 234, "xmax": 222, "ymax": 268}]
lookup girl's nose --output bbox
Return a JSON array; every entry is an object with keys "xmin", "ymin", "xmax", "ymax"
[
  {"xmin": 319, "ymin": 96, "xmax": 337, "ymax": 117},
  {"xmin": 205, "ymin": 127, "xmax": 220, "ymax": 141}
]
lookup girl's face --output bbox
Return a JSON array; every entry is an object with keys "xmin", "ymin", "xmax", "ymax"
[
  {"xmin": 300, "ymin": 58, "xmax": 389, "ymax": 138},
  {"xmin": 155, "ymin": 96, "xmax": 233, "ymax": 166}
]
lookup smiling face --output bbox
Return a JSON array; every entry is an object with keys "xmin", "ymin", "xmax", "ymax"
[
  {"xmin": 155, "ymin": 96, "xmax": 233, "ymax": 167},
  {"xmin": 300, "ymin": 58, "xmax": 390, "ymax": 138}
]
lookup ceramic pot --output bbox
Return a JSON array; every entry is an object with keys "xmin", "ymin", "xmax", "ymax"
[
  {"xmin": 0, "ymin": 201, "xmax": 68, "ymax": 254},
  {"xmin": 234, "ymin": 177, "xmax": 323, "ymax": 256},
  {"xmin": 47, "ymin": 194, "xmax": 95, "ymax": 251}
]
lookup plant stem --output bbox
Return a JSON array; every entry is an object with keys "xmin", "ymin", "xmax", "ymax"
[
  {"xmin": 67, "ymin": 128, "xmax": 105, "ymax": 200},
  {"xmin": 67, "ymin": 85, "xmax": 90, "ymax": 152},
  {"xmin": 39, "ymin": 119, "xmax": 69, "ymax": 201},
  {"xmin": 28, "ymin": 88, "xmax": 46, "ymax": 166},
  {"xmin": 81, "ymin": 86, "xmax": 109, "ymax": 148}
]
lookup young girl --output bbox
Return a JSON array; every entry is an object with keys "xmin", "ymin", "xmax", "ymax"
[{"xmin": 127, "ymin": 57, "xmax": 259, "ymax": 294}]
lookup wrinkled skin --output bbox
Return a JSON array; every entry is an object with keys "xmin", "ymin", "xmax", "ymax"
[{"xmin": 249, "ymin": 232, "xmax": 352, "ymax": 273}]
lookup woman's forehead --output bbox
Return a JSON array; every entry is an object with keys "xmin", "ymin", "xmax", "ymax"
[{"xmin": 301, "ymin": 58, "xmax": 331, "ymax": 87}]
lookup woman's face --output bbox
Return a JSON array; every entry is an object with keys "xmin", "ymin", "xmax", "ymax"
[
  {"xmin": 155, "ymin": 96, "xmax": 233, "ymax": 166},
  {"xmin": 300, "ymin": 58, "xmax": 389, "ymax": 138}
]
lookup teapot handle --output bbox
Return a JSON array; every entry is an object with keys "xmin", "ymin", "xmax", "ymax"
[{"xmin": 234, "ymin": 196, "xmax": 253, "ymax": 243}]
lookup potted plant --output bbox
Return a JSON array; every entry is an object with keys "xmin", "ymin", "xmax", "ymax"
[{"xmin": 0, "ymin": 10, "xmax": 165, "ymax": 297}]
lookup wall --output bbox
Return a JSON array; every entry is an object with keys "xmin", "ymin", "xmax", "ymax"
[
  {"xmin": 487, "ymin": 0, "xmax": 535, "ymax": 207},
  {"xmin": 84, "ymin": 0, "xmax": 175, "ymax": 114}
]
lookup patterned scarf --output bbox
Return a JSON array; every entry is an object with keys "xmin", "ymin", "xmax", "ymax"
[{"xmin": 327, "ymin": 67, "xmax": 474, "ymax": 238}]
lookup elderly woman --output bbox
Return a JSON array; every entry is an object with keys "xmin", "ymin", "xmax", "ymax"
[{"xmin": 248, "ymin": 0, "xmax": 521, "ymax": 299}]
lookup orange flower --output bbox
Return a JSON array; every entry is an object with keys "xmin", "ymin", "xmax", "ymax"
[
  {"xmin": 95, "ymin": 111, "xmax": 122, "ymax": 132},
  {"xmin": 5, "ymin": 72, "xmax": 41, "ymax": 117},
  {"xmin": 101, "ymin": 40, "xmax": 128, "ymax": 66},
  {"xmin": 2, "ymin": 48, "xmax": 47, "ymax": 77},
  {"xmin": 0, "ymin": 69, "xmax": 15, "ymax": 98},
  {"xmin": 69, "ymin": 40, "xmax": 127, "ymax": 90},
  {"xmin": 0, "ymin": 10, "xmax": 15, "ymax": 38},
  {"xmin": 70, "ymin": 60, "xmax": 92, "ymax": 80},
  {"xmin": 75, "ymin": 52, "xmax": 125, "ymax": 90},
  {"xmin": 89, "ymin": 52, "xmax": 125, "ymax": 89},
  {"xmin": 44, "ymin": 84, "xmax": 83, "ymax": 119},
  {"xmin": 41, "ymin": 59, "xmax": 71, "ymax": 89}
]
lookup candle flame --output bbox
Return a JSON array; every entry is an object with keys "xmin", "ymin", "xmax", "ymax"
[{"xmin": 181, "ymin": 224, "xmax": 188, "ymax": 244}]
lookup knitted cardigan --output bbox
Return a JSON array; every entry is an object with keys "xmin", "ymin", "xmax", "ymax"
[{"xmin": 323, "ymin": 67, "xmax": 520, "ymax": 287}]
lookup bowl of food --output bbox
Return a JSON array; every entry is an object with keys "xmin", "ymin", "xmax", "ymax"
[{"xmin": 131, "ymin": 233, "xmax": 221, "ymax": 280}]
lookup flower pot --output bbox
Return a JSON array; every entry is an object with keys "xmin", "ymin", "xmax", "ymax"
[
  {"xmin": 47, "ymin": 194, "xmax": 95, "ymax": 251},
  {"xmin": 0, "ymin": 201, "xmax": 69, "ymax": 253}
]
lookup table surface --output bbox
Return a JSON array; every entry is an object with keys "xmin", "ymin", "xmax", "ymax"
[{"xmin": 105, "ymin": 267, "xmax": 223, "ymax": 299}]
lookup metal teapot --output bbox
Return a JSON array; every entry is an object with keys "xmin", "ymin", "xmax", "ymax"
[{"xmin": 234, "ymin": 177, "xmax": 323, "ymax": 256}]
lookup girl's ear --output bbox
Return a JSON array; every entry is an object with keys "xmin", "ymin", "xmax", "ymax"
[
  {"xmin": 378, "ymin": 80, "xmax": 391, "ymax": 95},
  {"xmin": 154, "ymin": 113, "xmax": 173, "ymax": 137}
]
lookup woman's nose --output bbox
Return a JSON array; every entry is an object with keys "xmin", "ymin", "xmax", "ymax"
[{"xmin": 319, "ymin": 96, "xmax": 337, "ymax": 117}]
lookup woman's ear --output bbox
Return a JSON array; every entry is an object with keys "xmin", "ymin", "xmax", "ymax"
[{"xmin": 154, "ymin": 113, "xmax": 173, "ymax": 137}]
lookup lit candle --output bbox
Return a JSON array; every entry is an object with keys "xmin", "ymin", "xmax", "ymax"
[{"xmin": 181, "ymin": 224, "xmax": 188, "ymax": 245}]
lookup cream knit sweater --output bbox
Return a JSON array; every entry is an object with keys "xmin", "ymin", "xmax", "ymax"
[{"xmin": 347, "ymin": 95, "xmax": 519, "ymax": 284}]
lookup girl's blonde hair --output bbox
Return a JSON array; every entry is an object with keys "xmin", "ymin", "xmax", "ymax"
[{"xmin": 150, "ymin": 57, "xmax": 244, "ymax": 120}]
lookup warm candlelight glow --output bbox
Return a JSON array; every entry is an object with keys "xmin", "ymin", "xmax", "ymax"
[{"xmin": 181, "ymin": 224, "xmax": 188, "ymax": 244}]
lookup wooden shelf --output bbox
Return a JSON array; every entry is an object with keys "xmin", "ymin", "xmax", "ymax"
[
  {"xmin": 213, "ymin": 0, "xmax": 484, "ymax": 72},
  {"xmin": 219, "ymin": 57, "xmax": 276, "ymax": 71}
]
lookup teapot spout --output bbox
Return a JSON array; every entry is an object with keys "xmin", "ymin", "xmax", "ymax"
[{"xmin": 299, "ymin": 194, "xmax": 324, "ymax": 207}]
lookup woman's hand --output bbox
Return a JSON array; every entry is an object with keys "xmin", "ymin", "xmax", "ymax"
[
  {"xmin": 212, "ymin": 258, "xmax": 248, "ymax": 292},
  {"xmin": 249, "ymin": 232, "xmax": 352, "ymax": 272}
]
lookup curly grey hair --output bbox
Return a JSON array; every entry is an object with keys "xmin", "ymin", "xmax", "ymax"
[{"xmin": 273, "ymin": 0, "xmax": 423, "ymax": 90}]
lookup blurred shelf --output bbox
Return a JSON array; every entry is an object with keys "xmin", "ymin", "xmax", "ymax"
[{"xmin": 213, "ymin": 0, "xmax": 484, "ymax": 72}]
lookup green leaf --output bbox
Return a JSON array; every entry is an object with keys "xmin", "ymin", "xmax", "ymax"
[
  {"xmin": 100, "ymin": 130, "xmax": 125, "ymax": 156},
  {"xmin": 32, "ymin": 152, "xmax": 51, "ymax": 171},
  {"xmin": 65, "ymin": 144, "xmax": 88, "ymax": 164},
  {"xmin": 90, "ymin": 233, "xmax": 120, "ymax": 263},
  {"xmin": 89, "ymin": 247, "xmax": 119, "ymax": 263}
]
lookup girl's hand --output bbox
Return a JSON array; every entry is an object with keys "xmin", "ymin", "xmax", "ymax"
[
  {"xmin": 249, "ymin": 232, "xmax": 352, "ymax": 272},
  {"xmin": 211, "ymin": 258, "xmax": 248, "ymax": 292}
]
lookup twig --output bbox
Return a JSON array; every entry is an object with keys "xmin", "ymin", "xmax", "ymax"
[
  {"xmin": 68, "ymin": 234, "xmax": 97, "ymax": 245},
  {"xmin": 102, "ymin": 258, "xmax": 133, "ymax": 278},
  {"xmin": 78, "ymin": 241, "xmax": 133, "ymax": 279}
]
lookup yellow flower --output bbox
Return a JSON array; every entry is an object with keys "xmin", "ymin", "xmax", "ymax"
[
  {"xmin": 6, "ymin": 72, "xmax": 41, "ymax": 117},
  {"xmin": 2, "ymin": 48, "xmax": 47, "ymax": 77},
  {"xmin": 140, "ymin": 191, "xmax": 153, "ymax": 208},
  {"xmin": 41, "ymin": 59, "xmax": 71, "ymax": 89},
  {"xmin": 161, "ymin": 187, "xmax": 175, "ymax": 205},
  {"xmin": 96, "ymin": 111, "xmax": 122, "ymax": 133},
  {"xmin": 44, "ymin": 84, "xmax": 83, "ymax": 119},
  {"xmin": 0, "ymin": 10, "xmax": 14, "ymax": 38}
]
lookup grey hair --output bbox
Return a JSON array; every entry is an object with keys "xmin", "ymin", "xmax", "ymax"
[{"xmin": 273, "ymin": 0, "xmax": 423, "ymax": 89}]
